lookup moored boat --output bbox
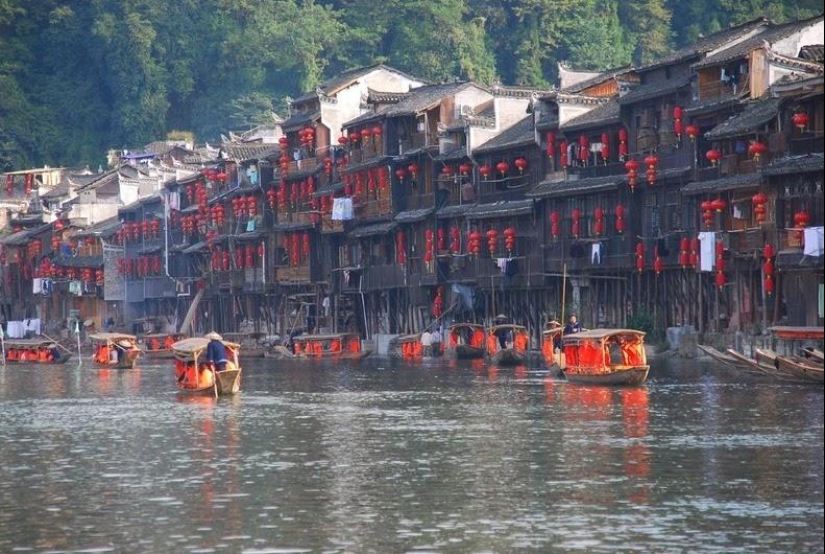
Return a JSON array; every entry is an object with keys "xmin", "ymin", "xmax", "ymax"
[
  {"xmin": 142, "ymin": 332, "xmax": 187, "ymax": 359},
  {"xmin": 485, "ymin": 324, "xmax": 530, "ymax": 366},
  {"xmin": 389, "ymin": 333, "xmax": 424, "ymax": 359},
  {"xmin": 562, "ymin": 329, "xmax": 649, "ymax": 385},
  {"xmin": 89, "ymin": 333, "xmax": 141, "ymax": 369},
  {"xmin": 444, "ymin": 323, "xmax": 486, "ymax": 359},
  {"xmin": 172, "ymin": 337, "xmax": 242, "ymax": 396},
  {"xmin": 541, "ymin": 321, "xmax": 564, "ymax": 369},
  {"xmin": 3, "ymin": 338, "xmax": 72, "ymax": 364},
  {"xmin": 290, "ymin": 332, "xmax": 370, "ymax": 359}
]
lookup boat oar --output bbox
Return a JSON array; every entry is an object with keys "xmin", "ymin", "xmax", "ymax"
[
  {"xmin": 212, "ymin": 364, "xmax": 218, "ymax": 399},
  {"xmin": 41, "ymin": 333, "xmax": 74, "ymax": 354}
]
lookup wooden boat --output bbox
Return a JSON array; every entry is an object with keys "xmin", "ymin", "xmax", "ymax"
[
  {"xmin": 142, "ymin": 332, "xmax": 187, "ymax": 359},
  {"xmin": 756, "ymin": 348, "xmax": 824, "ymax": 383},
  {"xmin": 290, "ymin": 332, "xmax": 370, "ymax": 359},
  {"xmin": 3, "ymin": 338, "xmax": 73, "ymax": 364},
  {"xmin": 172, "ymin": 337, "xmax": 242, "ymax": 396},
  {"xmin": 486, "ymin": 324, "xmax": 530, "ymax": 366},
  {"xmin": 389, "ymin": 333, "xmax": 424, "ymax": 359},
  {"xmin": 89, "ymin": 332, "xmax": 141, "ymax": 369},
  {"xmin": 698, "ymin": 344, "xmax": 761, "ymax": 371},
  {"xmin": 774, "ymin": 355, "xmax": 824, "ymax": 383},
  {"xmin": 562, "ymin": 329, "xmax": 649, "ymax": 385},
  {"xmin": 798, "ymin": 346, "xmax": 824, "ymax": 364},
  {"xmin": 444, "ymin": 323, "xmax": 486, "ymax": 359},
  {"xmin": 541, "ymin": 322, "xmax": 564, "ymax": 369},
  {"xmin": 768, "ymin": 326, "xmax": 824, "ymax": 342}
]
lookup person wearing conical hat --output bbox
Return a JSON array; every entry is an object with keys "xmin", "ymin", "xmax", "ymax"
[{"xmin": 205, "ymin": 332, "xmax": 228, "ymax": 371}]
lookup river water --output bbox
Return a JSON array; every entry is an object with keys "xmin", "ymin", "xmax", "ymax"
[{"xmin": 0, "ymin": 354, "xmax": 822, "ymax": 554}]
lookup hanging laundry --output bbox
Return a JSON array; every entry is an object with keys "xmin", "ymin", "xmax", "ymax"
[
  {"xmin": 591, "ymin": 243, "xmax": 601, "ymax": 264},
  {"xmin": 803, "ymin": 226, "xmax": 824, "ymax": 257},
  {"xmin": 698, "ymin": 232, "xmax": 715, "ymax": 272}
]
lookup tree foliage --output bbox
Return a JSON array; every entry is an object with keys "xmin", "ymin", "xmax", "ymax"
[{"xmin": 0, "ymin": 0, "xmax": 819, "ymax": 169}]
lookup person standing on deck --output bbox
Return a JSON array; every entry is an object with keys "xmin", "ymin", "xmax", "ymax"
[
  {"xmin": 205, "ymin": 332, "xmax": 228, "ymax": 371},
  {"xmin": 563, "ymin": 314, "xmax": 583, "ymax": 336}
]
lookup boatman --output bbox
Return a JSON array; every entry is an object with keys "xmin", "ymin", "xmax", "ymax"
[
  {"xmin": 205, "ymin": 332, "xmax": 228, "ymax": 372},
  {"xmin": 563, "ymin": 314, "xmax": 583, "ymax": 336}
]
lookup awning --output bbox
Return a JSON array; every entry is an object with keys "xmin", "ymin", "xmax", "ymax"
[
  {"xmin": 680, "ymin": 172, "xmax": 761, "ymax": 195},
  {"xmin": 349, "ymin": 221, "xmax": 397, "ymax": 238},
  {"xmin": 466, "ymin": 199, "xmax": 534, "ymax": 220},
  {"xmin": 395, "ymin": 207, "xmax": 434, "ymax": 223}
]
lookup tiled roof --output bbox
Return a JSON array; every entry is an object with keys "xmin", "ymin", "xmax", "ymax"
[
  {"xmin": 618, "ymin": 75, "xmax": 691, "ymax": 105},
  {"xmin": 561, "ymin": 98, "xmax": 621, "ymax": 131},
  {"xmin": 220, "ymin": 143, "xmax": 279, "ymax": 162},
  {"xmin": 313, "ymin": 180, "xmax": 346, "ymax": 197},
  {"xmin": 54, "ymin": 254, "xmax": 104, "ymax": 268},
  {"xmin": 704, "ymin": 97, "xmax": 782, "ymax": 139},
  {"xmin": 694, "ymin": 15, "xmax": 825, "ymax": 69},
  {"xmin": 294, "ymin": 64, "xmax": 423, "ymax": 104},
  {"xmin": 272, "ymin": 221, "xmax": 315, "ymax": 232},
  {"xmin": 474, "ymin": 116, "xmax": 536, "ymax": 153},
  {"xmin": 762, "ymin": 153, "xmax": 824, "ymax": 176},
  {"xmin": 380, "ymin": 82, "xmax": 479, "ymax": 118},
  {"xmin": 684, "ymin": 95, "xmax": 744, "ymax": 117},
  {"xmin": 72, "ymin": 216, "xmax": 122, "ymax": 238},
  {"xmin": 561, "ymin": 66, "xmax": 634, "ymax": 94},
  {"xmin": 349, "ymin": 221, "xmax": 397, "ymax": 238},
  {"xmin": 434, "ymin": 146, "xmax": 468, "ymax": 162},
  {"xmin": 40, "ymin": 180, "xmax": 73, "ymax": 199},
  {"xmin": 436, "ymin": 204, "xmax": 473, "ymax": 219},
  {"xmin": 799, "ymin": 45, "xmax": 824, "ymax": 62},
  {"xmin": 680, "ymin": 172, "xmax": 761, "ymax": 195},
  {"xmin": 0, "ymin": 223, "xmax": 52, "ymax": 245},
  {"xmin": 535, "ymin": 110, "xmax": 559, "ymax": 131},
  {"xmin": 466, "ymin": 199, "xmax": 534, "ymax": 220},
  {"xmin": 528, "ymin": 174, "xmax": 620, "ymax": 199},
  {"xmin": 281, "ymin": 110, "xmax": 320, "ymax": 132},
  {"xmin": 640, "ymin": 17, "xmax": 770, "ymax": 71},
  {"xmin": 395, "ymin": 207, "xmax": 434, "ymax": 223}
]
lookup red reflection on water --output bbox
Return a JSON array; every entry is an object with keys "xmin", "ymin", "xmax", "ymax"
[
  {"xmin": 514, "ymin": 366, "xmax": 527, "ymax": 380},
  {"xmin": 621, "ymin": 388, "xmax": 651, "ymax": 502}
]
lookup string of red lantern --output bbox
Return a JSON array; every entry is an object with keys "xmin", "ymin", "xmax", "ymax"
[
  {"xmin": 546, "ymin": 132, "xmax": 555, "ymax": 160},
  {"xmin": 550, "ymin": 211, "xmax": 560, "ymax": 239},
  {"xmin": 486, "ymin": 228, "xmax": 498, "ymax": 256},
  {"xmin": 578, "ymin": 135, "xmax": 589, "ymax": 165},
  {"xmin": 673, "ymin": 106, "xmax": 683, "ymax": 139},
  {"xmin": 593, "ymin": 207, "xmax": 604, "ymax": 236},
  {"xmin": 645, "ymin": 154, "xmax": 659, "ymax": 185},
  {"xmin": 571, "ymin": 207, "xmax": 582, "ymax": 238},
  {"xmin": 625, "ymin": 159, "xmax": 639, "ymax": 192},
  {"xmin": 615, "ymin": 205, "xmax": 626, "ymax": 234},
  {"xmin": 618, "ymin": 129, "xmax": 628, "ymax": 161},
  {"xmin": 396, "ymin": 231, "xmax": 406, "ymax": 265},
  {"xmin": 752, "ymin": 192, "xmax": 767, "ymax": 225},
  {"xmin": 715, "ymin": 240, "xmax": 726, "ymax": 289},
  {"xmin": 679, "ymin": 237, "xmax": 690, "ymax": 269},
  {"xmin": 503, "ymin": 227, "xmax": 516, "ymax": 252},
  {"xmin": 600, "ymin": 133, "xmax": 610, "ymax": 164},
  {"xmin": 450, "ymin": 226, "xmax": 461, "ymax": 254}
]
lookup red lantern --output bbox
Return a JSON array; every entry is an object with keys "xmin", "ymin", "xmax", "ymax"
[
  {"xmin": 396, "ymin": 231, "xmax": 407, "ymax": 265},
  {"xmin": 441, "ymin": 165, "xmax": 454, "ymax": 177},
  {"xmin": 395, "ymin": 168, "xmax": 407, "ymax": 183},
  {"xmin": 479, "ymin": 165, "xmax": 491, "ymax": 179},
  {"xmin": 673, "ymin": 106, "xmax": 683, "ymax": 138},
  {"xmin": 459, "ymin": 162, "xmax": 472, "ymax": 176},
  {"xmin": 372, "ymin": 126, "xmax": 382, "ymax": 140},
  {"xmin": 550, "ymin": 211, "xmax": 561, "ymax": 239},
  {"xmin": 645, "ymin": 154, "xmax": 658, "ymax": 185},
  {"xmin": 513, "ymin": 158, "xmax": 527, "ymax": 174},
  {"xmin": 486, "ymin": 228, "xmax": 499, "ymax": 255},
  {"xmin": 625, "ymin": 159, "xmax": 639, "ymax": 191},
  {"xmin": 496, "ymin": 161, "xmax": 509, "ymax": 176},
  {"xmin": 600, "ymin": 133, "xmax": 610, "ymax": 162},
  {"xmin": 614, "ymin": 205, "xmax": 626, "ymax": 234},
  {"xmin": 684, "ymin": 124, "xmax": 699, "ymax": 141},
  {"xmin": 715, "ymin": 270, "xmax": 726, "ymax": 289},
  {"xmin": 360, "ymin": 127, "xmax": 371, "ymax": 143},
  {"xmin": 546, "ymin": 132, "xmax": 556, "ymax": 159},
  {"xmin": 794, "ymin": 211, "xmax": 811, "ymax": 228},
  {"xmin": 618, "ymin": 128, "xmax": 628, "ymax": 160},
  {"xmin": 407, "ymin": 162, "xmax": 419, "ymax": 179},
  {"xmin": 792, "ymin": 112, "xmax": 809, "ymax": 131},
  {"xmin": 705, "ymin": 149, "xmax": 722, "ymax": 165},
  {"xmin": 748, "ymin": 141, "xmax": 767, "ymax": 161},
  {"xmin": 679, "ymin": 237, "xmax": 690, "ymax": 269},
  {"xmin": 503, "ymin": 227, "xmax": 516, "ymax": 252},
  {"xmin": 752, "ymin": 192, "xmax": 768, "ymax": 224},
  {"xmin": 578, "ymin": 135, "xmax": 589, "ymax": 164},
  {"xmin": 711, "ymin": 198, "xmax": 727, "ymax": 214},
  {"xmin": 559, "ymin": 141, "xmax": 569, "ymax": 167},
  {"xmin": 593, "ymin": 206, "xmax": 604, "ymax": 236},
  {"xmin": 450, "ymin": 226, "xmax": 461, "ymax": 254},
  {"xmin": 654, "ymin": 253, "xmax": 664, "ymax": 275},
  {"xmin": 437, "ymin": 228, "xmax": 446, "ymax": 252}
]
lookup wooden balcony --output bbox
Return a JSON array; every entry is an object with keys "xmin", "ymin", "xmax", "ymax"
[
  {"xmin": 354, "ymin": 196, "xmax": 392, "ymax": 220},
  {"xmin": 275, "ymin": 265, "xmax": 311, "ymax": 284},
  {"xmin": 125, "ymin": 277, "xmax": 177, "ymax": 302},
  {"xmin": 361, "ymin": 264, "xmax": 408, "ymax": 291},
  {"xmin": 320, "ymin": 213, "xmax": 344, "ymax": 233}
]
